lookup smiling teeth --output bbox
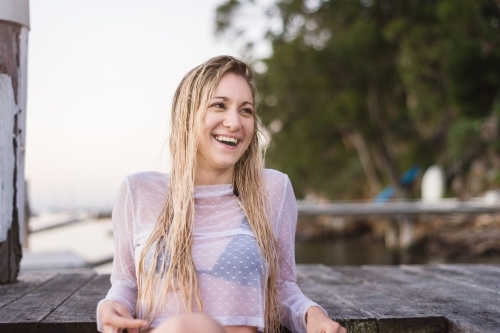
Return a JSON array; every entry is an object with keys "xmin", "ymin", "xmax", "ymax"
[{"xmin": 215, "ymin": 135, "xmax": 238, "ymax": 144}]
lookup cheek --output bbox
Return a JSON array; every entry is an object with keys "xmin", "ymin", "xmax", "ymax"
[
  {"xmin": 242, "ymin": 125, "xmax": 256, "ymax": 150},
  {"xmin": 201, "ymin": 111, "xmax": 219, "ymax": 132},
  {"xmin": 245, "ymin": 119, "xmax": 256, "ymax": 137}
]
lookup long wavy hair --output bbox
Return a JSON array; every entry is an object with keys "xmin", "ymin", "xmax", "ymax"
[{"xmin": 136, "ymin": 55, "xmax": 281, "ymax": 333}]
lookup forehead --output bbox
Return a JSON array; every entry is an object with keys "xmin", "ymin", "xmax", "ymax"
[{"xmin": 212, "ymin": 72, "xmax": 253, "ymax": 100}]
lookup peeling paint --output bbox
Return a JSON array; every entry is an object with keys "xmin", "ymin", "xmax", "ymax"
[
  {"xmin": 0, "ymin": 20, "xmax": 20, "ymax": 104},
  {"xmin": 0, "ymin": 73, "xmax": 15, "ymax": 244},
  {"xmin": 0, "ymin": 19, "xmax": 28, "ymax": 283}
]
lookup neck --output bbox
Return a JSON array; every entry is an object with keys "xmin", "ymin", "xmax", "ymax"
[{"xmin": 195, "ymin": 167, "xmax": 235, "ymax": 185}]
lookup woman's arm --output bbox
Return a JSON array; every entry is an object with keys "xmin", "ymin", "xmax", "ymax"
[
  {"xmin": 274, "ymin": 174, "xmax": 345, "ymax": 333},
  {"xmin": 97, "ymin": 177, "xmax": 146, "ymax": 332}
]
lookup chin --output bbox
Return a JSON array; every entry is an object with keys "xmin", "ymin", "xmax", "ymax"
[
  {"xmin": 216, "ymin": 161, "xmax": 239, "ymax": 170},
  {"xmin": 213, "ymin": 154, "xmax": 244, "ymax": 168}
]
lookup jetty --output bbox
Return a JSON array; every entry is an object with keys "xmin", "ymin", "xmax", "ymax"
[{"xmin": 1, "ymin": 264, "xmax": 499, "ymax": 332}]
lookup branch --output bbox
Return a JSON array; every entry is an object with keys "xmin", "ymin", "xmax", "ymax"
[{"xmin": 347, "ymin": 130, "xmax": 383, "ymax": 194}]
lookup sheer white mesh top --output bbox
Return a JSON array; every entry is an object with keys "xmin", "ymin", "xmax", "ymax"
[{"xmin": 97, "ymin": 169, "xmax": 324, "ymax": 333}]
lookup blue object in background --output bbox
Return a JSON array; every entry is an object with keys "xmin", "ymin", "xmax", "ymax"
[
  {"xmin": 400, "ymin": 166, "xmax": 420, "ymax": 187},
  {"xmin": 374, "ymin": 166, "xmax": 421, "ymax": 203},
  {"xmin": 374, "ymin": 186, "xmax": 396, "ymax": 203}
]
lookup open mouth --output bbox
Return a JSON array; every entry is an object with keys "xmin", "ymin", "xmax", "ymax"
[{"xmin": 213, "ymin": 135, "xmax": 239, "ymax": 147}]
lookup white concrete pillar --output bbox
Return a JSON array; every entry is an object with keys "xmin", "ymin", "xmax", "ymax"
[
  {"xmin": 398, "ymin": 215, "xmax": 414, "ymax": 250},
  {"xmin": 384, "ymin": 221, "xmax": 398, "ymax": 251},
  {"xmin": 0, "ymin": 0, "xmax": 29, "ymax": 284}
]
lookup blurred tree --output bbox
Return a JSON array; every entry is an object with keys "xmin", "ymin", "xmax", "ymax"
[{"xmin": 216, "ymin": 0, "xmax": 500, "ymax": 200}]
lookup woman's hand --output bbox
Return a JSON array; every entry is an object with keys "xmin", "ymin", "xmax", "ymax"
[
  {"xmin": 306, "ymin": 306, "xmax": 347, "ymax": 333},
  {"xmin": 99, "ymin": 300, "xmax": 148, "ymax": 333}
]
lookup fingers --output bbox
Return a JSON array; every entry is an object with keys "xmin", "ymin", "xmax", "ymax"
[
  {"xmin": 114, "ymin": 304, "xmax": 135, "ymax": 319},
  {"xmin": 107, "ymin": 315, "xmax": 148, "ymax": 329},
  {"xmin": 331, "ymin": 322, "xmax": 346, "ymax": 333},
  {"xmin": 308, "ymin": 318, "xmax": 346, "ymax": 333},
  {"xmin": 103, "ymin": 326, "xmax": 113, "ymax": 333},
  {"xmin": 329, "ymin": 322, "xmax": 346, "ymax": 333},
  {"xmin": 101, "ymin": 301, "xmax": 148, "ymax": 333},
  {"xmin": 102, "ymin": 316, "xmax": 147, "ymax": 333},
  {"xmin": 306, "ymin": 306, "xmax": 347, "ymax": 333},
  {"xmin": 336, "ymin": 325, "xmax": 347, "ymax": 333},
  {"xmin": 102, "ymin": 326, "xmax": 123, "ymax": 333}
]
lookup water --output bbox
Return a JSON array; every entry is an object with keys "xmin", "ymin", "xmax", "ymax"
[
  {"xmin": 26, "ymin": 213, "xmax": 500, "ymax": 272},
  {"xmin": 296, "ymin": 238, "xmax": 394, "ymax": 265},
  {"xmin": 295, "ymin": 238, "xmax": 500, "ymax": 266}
]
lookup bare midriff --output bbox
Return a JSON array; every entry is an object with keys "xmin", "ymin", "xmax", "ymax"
[{"xmin": 225, "ymin": 326, "xmax": 258, "ymax": 333}]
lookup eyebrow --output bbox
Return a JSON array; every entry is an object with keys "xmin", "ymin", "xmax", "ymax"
[{"xmin": 212, "ymin": 96, "xmax": 254, "ymax": 107}]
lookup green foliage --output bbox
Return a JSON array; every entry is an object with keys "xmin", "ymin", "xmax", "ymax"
[
  {"xmin": 216, "ymin": 0, "xmax": 500, "ymax": 199},
  {"xmin": 447, "ymin": 118, "xmax": 481, "ymax": 159}
]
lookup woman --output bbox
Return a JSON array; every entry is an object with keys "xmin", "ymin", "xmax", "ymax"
[{"xmin": 97, "ymin": 56, "xmax": 346, "ymax": 333}]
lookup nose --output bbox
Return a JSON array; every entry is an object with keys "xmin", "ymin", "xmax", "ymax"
[{"xmin": 222, "ymin": 108, "xmax": 241, "ymax": 131}]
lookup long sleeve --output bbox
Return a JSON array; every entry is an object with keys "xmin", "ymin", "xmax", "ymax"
[
  {"xmin": 96, "ymin": 177, "xmax": 138, "ymax": 331},
  {"xmin": 274, "ymin": 174, "xmax": 326, "ymax": 333}
]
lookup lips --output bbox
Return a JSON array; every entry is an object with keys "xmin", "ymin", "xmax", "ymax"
[{"xmin": 213, "ymin": 135, "xmax": 239, "ymax": 147}]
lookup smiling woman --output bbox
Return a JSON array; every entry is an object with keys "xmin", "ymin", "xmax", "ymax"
[{"xmin": 96, "ymin": 56, "xmax": 346, "ymax": 333}]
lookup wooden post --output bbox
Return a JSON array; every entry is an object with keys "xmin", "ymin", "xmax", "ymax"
[
  {"xmin": 0, "ymin": 0, "xmax": 29, "ymax": 284},
  {"xmin": 398, "ymin": 215, "xmax": 414, "ymax": 250},
  {"xmin": 384, "ymin": 220, "xmax": 398, "ymax": 251}
]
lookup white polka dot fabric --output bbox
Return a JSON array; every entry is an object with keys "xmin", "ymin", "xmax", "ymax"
[{"xmin": 96, "ymin": 169, "xmax": 325, "ymax": 333}]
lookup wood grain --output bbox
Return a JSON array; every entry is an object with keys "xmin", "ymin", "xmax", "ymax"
[
  {"xmin": 335, "ymin": 265, "xmax": 500, "ymax": 333},
  {"xmin": 0, "ymin": 271, "xmax": 57, "ymax": 308},
  {"xmin": 298, "ymin": 264, "xmax": 446, "ymax": 333},
  {"xmin": 2, "ymin": 266, "xmax": 500, "ymax": 333},
  {"xmin": 0, "ymin": 271, "xmax": 95, "ymax": 333},
  {"xmin": 297, "ymin": 266, "xmax": 379, "ymax": 333},
  {"xmin": 40, "ymin": 274, "xmax": 110, "ymax": 333},
  {"xmin": 402, "ymin": 264, "xmax": 500, "ymax": 295}
]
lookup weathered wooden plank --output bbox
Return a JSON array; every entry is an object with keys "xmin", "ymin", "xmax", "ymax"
[
  {"xmin": 0, "ymin": 8, "xmax": 29, "ymax": 285},
  {"xmin": 337, "ymin": 265, "xmax": 500, "ymax": 333},
  {"xmin": 299, "ymin": 264, "xmax": 446, "ymax": 333},
  {"xmin": 401, "ymin": 264, "xmax": 500, "ymax": 295},
  {"xmin": 475, "ymin": 264, "xmax": 500, "ymax": 273},
  {"xmin": 0, "ymin": 271, "xmax": 57, "ymax": 308},
  {"xmin": 452, "ymin": 264, "xmax": 500, "ymax": 277},
  {"xmin": 0, "ymin": 271, "xmax": 96, "ymax": 333},
  {"xmin": 297, "ymin": 265, "xmax": 379, "ymax": 333},
  {"xmin": 1, "ymin": 266, "xmax": 499, "ymax": 333},
  {"xmin": 40, "ymin": 274, "xmax": 110, "ymax": 333}
]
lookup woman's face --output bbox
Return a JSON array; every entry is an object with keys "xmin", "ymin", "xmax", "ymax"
[{"xmin": 196, "ymin": 72, "xmax": 255, "ymax": 178}]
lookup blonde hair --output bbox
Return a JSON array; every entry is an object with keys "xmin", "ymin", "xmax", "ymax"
[{"xmin": 136, "ymin": 55, "xmax": 281, "ymax": 333}]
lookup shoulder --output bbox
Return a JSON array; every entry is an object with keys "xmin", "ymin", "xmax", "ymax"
[
  {"xmin": 124, "ymin": 171, "xmax": 169, "ymax": 183},
  {"xmin": 262, "ymin": 168, "xmax": 295, "ymax": 207},
  {"xmin": 121, "ymin": 171, "xmax": 170, "ymax": 196},
  {"xmin": 262, "ymin": 170, "xmax": 297, "ymax": 231},
  {"xmin": 262, "ymin": 169, "xmax": 292, "ymax": 193}
]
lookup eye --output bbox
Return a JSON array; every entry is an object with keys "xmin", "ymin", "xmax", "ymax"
[
  {"xmin": 210, "ymin": 102, "xmax": 226, "ymax": 109},
  {"xmin": 240, "ymin": 108, "xmax": 254, "ymax": 115}
]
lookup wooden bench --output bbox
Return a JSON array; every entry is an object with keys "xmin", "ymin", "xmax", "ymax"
[{"xmin": 1, "ymin": 264, "xmax": 499, "ymax": 332}]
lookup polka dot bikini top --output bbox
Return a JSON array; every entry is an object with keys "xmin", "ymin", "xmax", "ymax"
[{"xmin": 141, "ymin": 183, "xmax": 267, "ymax": 329}]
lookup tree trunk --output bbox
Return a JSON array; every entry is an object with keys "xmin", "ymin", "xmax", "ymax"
[
  {"xmin": 0, "ymin": 0, "xmax": 29, "ymax": 284},
  {"xmin": 347, "ymin": 130, "xmax": 382, "ymax": 195},
  {"xmin": 367, "ymin": 83, "xmax": 403, "ymax": 195}
]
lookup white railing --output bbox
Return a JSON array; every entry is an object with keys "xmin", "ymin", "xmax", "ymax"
[{"xmin": 297, "ymin": 199, "xmax": 500, "ymax": 216}]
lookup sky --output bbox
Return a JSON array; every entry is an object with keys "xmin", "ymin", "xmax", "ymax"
[{"xmin": 26, "ymin": 1, "xmax": 245, "ymax": 212}]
